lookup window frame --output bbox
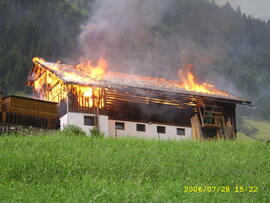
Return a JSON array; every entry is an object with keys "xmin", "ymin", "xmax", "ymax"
[
  {"xmin": 176, "ymin": 128, "xmax": 185, "ymax": 136},
  {"xmin": 157, "ymin": 126, "xmax": 166, "ymax": 134},
  {"xmin": 115, "ymin": 122, "xmax": 125, "ymax": 130},
  {"xmin": 136, "ymin": 124, "xmax": 146, "ymax": 132},
  {"xmin": 84, "ymin": 116, "xmax": 95, "ymax": 126}
]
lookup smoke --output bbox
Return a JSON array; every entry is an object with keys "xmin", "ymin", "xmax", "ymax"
[
  {"xmin": 73, "ymin": 0, "xmax": 270, "ymax": 121},
  {"xmin": 76, "ymin": 0, "xmax": 231, "ymax": 83},
  {"xmin": 78, "ymin": 0, "xmax": 173, "ymax": 70},
  {"xmin": 75, "ymin": 0, "xmax": 259, "ymax": 104},
  {"xmin": 76, "ymin": 0, "xmax": 224, "ymax": 82}
]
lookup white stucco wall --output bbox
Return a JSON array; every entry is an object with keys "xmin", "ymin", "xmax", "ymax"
[
  {"xmin": 108, "ymin": 120, "xmax": 192, "ymax": 140},
  {"xmin": 60, "ymin": 113, "xmax": 192, "ymax": 140},
  {"xmin": 60, "ymin": 114, "xmax": 68, "ymax": 130},
  {"xmin": 60, "ymin": 112, "xmax": 109, "ymax": 136}
]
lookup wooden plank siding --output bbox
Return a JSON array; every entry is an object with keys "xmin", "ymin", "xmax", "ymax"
[
  {"xmin": 191, "ymin": 102, "xmax": 237, "ymax": 140},
  {"xmin": 2, "ymin": 96, "xmax": 57, "ymax": 118},
  {"xmin": 1, "ymin": 96, "xmax": 59, "ymax": 129}
]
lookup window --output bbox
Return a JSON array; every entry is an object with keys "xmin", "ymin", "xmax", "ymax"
[
  {"xmin": 6, "ymin": 112, "xmax": 12, "ymax": 123},
  {"xmin": 136, "ymin": 124, "xmax": 146, "ymax": 132},
  {"xmin": 84, "ymin": 116, "xmax": 95, "ymax": 126},
  {"xmin": 115, "ymin": 122, "xmax": 125, "ymax": 130},
  {"xmin": 177, "ymin": 128, "xmax": 185, "ymax": 136},
  {"xmin": 201, "ymin": 106, "xmax": 223, "ymax": 125},
  {"xmin": 157, "ymin": 126, "xmax": 166, "ymax": 134}
]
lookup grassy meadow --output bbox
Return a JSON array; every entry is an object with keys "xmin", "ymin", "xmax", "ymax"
[
  {"xmin": 237, "ymin": 117, "xmax": 270, "ymax": 142},
  {"xmin": 0, "ymin": 131, "xmax": 270, "ymax": 202}
]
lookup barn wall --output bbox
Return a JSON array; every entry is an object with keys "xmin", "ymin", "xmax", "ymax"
[
  {"xmin": 108, "ymin": 119, "xmax": 192, "ymax": 140},
  {"xmin": 107, "ymin": 102, "xmax": 193, "ymax": 127},
  {"xmin": 60, "ymin": 113, "xmax": 192, "ymax": 139},
  {"xmin": 2, "ymin": 96, "xmax": 58, "ymax": 119},
  {"xmin": 60, "ymin": 112, "xmax": 109, "ymax": 136},
  {"xmin": 1, "ymin": 96, "xmax": 58, "ymax": 129},
  {"xmin": 60, "ymin": 114, "xmax": 68, "ymax": 129}
]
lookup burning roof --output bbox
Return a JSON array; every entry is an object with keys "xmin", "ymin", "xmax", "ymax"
[{"xmin": 28, "ymin": 58, "xmax": 251, "ymax": 105}]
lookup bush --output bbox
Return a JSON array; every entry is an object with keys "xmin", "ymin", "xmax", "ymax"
[
  {"xmin": 89, "ymin": 127, "xmax": 104, "ymax": 137},
  {"xmin": 61, "ymin": 125, "xmax": 86, "ymax": 136}
]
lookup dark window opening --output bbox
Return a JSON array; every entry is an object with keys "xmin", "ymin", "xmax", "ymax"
[
  {"xmin": 84, "ymin": 116, "xmax": 95, "ymax": 126},
  {"xmin": 0, "ymin": 112, "xmax": 2, "ymax": 122},
  {"xmin": 203, "ymin": 107, "xmax": 215, "ymax": 125},
  {"xmin": 177, "ymin": 128, "xmax": 185, "ymax": 136},
  {"xmin": 4, "ymin": 112, "xmax": 48, "ymax": 129},
  {"xmin": 115, "ymin": 122, "xmax": 125, "ymax": 130},
  {"xmin": 157, "ymin": 126, "xmax": 166, "ymax": 134},
  {"xmin": 6, "ymin": 112, "xmax": 11, "ymax": 123},
  {"xmin": 202, "ymin": 128, "xmax": 217, "ymax": 138},
  {"xmin": 136, "ymin": 124, "xmax": 146, "ymax": 132},
  {"xmin": 201, "ymin": 106, "xmax": 223, "ymax": 126}
]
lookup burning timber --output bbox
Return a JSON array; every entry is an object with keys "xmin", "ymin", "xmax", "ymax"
[{"xmin": 26, "ymin": 57, "xmax": 251, "ymax": 140}]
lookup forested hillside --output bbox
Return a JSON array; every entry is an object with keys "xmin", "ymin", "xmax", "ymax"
[
  {"xmin": 0, "ymin": 0, "xmax": 90, "ymax": 92},
  {"xmin": 1, "ymin": 0, "xmax": 270, "ymax": 119}
]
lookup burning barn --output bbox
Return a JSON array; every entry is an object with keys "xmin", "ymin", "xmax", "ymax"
[{"xmin": 26, "ymin": 57, "xmax": 251, "ymax": 140}]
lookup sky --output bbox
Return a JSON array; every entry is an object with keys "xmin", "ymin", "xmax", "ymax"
[{"xmin": 213, "ymin": 0, "xmax": 270, "ymax": 21}]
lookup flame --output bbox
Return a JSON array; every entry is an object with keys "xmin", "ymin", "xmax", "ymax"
[
  {"xmin": 178, "ymin": 65, "xmax": 229, "ymax": 96},
  {"xmin": 30, "ymin": 57, "xmax": 231, "ymax": 110},
  {"xmin": 31, "ymin": 57, "xmax": 106, "ymax": 108},
  {"xmin": 79, "ymin": 87, "xmax": 93, "ymax": 97},
  {"xmin": 33, "ymin": 57, "xmax": 45, "ymax": 64},
  {"xmin": 74, "ymin": 57, "xmax": 108, "ymax": 81}
]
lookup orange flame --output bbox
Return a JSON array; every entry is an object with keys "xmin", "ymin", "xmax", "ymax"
[
  {"xmin": 31, "ymin": 57, "xmax": 107, "ymax": 108},
  {"xmin": 30, "ymin": 57, "xmax": 230, "ymax": 109},
  {"xmin": 33, "ymin": 57, "xmax": 45, "ymax": 64},
  {"xmin": 178, "ymin": 65, "xmax": 229, "ymax": 96},
  {"xmin": 74, "ymin": 57, "xmax": 108, "ymax": 81}
]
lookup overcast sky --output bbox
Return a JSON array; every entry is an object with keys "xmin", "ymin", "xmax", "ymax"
[{"xmin": 213, "ymin": 0, "xmax": 270, "ymax": 21}]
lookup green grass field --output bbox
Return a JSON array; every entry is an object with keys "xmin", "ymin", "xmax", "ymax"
[
  {"xmin": 0, "ymin": 133, "xmax": 269, "ymax": 202},
  {"xmin": 237, "ymin": 117, "xmax": 270, "ymax": 142}
]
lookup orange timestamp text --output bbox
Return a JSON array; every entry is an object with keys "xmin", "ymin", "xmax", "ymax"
[{"xmin": 184, "ymin": 186, "xmax": 258, "ymax": 193}]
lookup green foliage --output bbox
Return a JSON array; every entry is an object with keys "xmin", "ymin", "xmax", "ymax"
[
  {"xmin": 0, "ymin": 0, "xmax": 89, "ymax": 94},
  {"xmin": 238, "ymin": 117, "xmax": 270, "ymax": 141},
  {"xmin": 89, "ymin": 127, "xmax": 104, "ymax": 137},
  {"xmin": 61, "ymin": 125, "xmax": 86, "ymax": 136},
  {"xmin": 240, "ymin": 125, "xmax": 258, "ymax": 137},
  {"xmin": 0, "ymin": 135, "xmax": 269, "ymax": 202}
]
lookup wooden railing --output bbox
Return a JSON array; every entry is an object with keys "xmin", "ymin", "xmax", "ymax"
[
  {"xmin": 0, "ymin": 123, "xmax": 16, "ymax": 134},
  {"xmin": 0, "ymin": 110, "xmax": 57, "ymax": 134}
]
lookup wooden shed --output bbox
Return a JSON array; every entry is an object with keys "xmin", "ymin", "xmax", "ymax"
[{"xmin": 1, "ymin": 95, "xmax": 58, "ymax": 129}]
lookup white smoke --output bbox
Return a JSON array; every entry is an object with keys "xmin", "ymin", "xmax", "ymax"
[
  {"xmin": 77, "ymin": 0, "xmax": 175, "ymax": 74},
  {"xmin": 76, "ymin": 0, "xmax": 233, "ymax": 85}
]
